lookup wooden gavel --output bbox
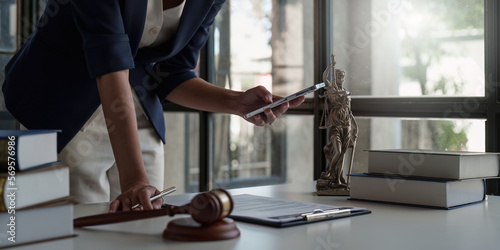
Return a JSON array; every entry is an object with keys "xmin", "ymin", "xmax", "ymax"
[{"xmin": 74, "ymin": 189, "xmax": 234, "ymax": 227}]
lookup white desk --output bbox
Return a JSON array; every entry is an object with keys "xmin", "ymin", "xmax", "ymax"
[{"xmin": 14, "ymin": 182, "xmax": 500, "ymax": 250}]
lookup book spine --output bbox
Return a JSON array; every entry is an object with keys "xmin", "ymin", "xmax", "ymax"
[
  {"xmin": 0, "ymin": 177, "xmax": 6, "ymax": 212},
  {"xmin": 368, "ymin": 152, "xmax": 458, "ymax": 179},
  {"xmin": 0, "ymin": 176, "xmax": 18, "ymax": 212},
  {"xmin": 0, "ymin": 136, "xmax": 20, "ymax": 171},
  {"xmin": 0, "ymin": 135, "xmax": 19, "ymax": 212}
]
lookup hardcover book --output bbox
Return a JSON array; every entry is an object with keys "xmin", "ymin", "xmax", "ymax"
[
  {"xmin": 0, "ymin": 163, "xmax": 69, "ymax": 212},
  {"xmin": 349, "ymin": 173, "xmax": 486, "ymax": 209},
  {"xmin": 0, "ymin": 199, "xmax": 74, "ymax": 248},
  {"xmin": 0, "ymin": 130, "xmax": 59, "ymax": 172},
  {"xmin": 367, "ymin": 149, "xmax": 500, "ymax": 180}
]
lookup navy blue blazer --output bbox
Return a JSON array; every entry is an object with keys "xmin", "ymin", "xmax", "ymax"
[{"xmin": 2, "ymin": 0, "xmax": 226, "ymax": 152}]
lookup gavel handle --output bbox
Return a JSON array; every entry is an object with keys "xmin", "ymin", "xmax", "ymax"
[{"xmin": 74, "ymin": 204, "xmax": 189, "ymax": 227}]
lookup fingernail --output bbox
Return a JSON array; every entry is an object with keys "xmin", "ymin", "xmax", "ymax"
[{"xmin": 266, "ymin": 95, "xmax": 273, "ymax": 103}]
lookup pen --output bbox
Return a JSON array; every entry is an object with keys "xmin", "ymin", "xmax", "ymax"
[
  {"xmin": 301, "ymin": 208, "xmax": 351, "ymax": 221},
  {"xmin": 269, "ymin": 207, "xmax": 354, "ymax": 222},
  {"xmin": 131, "ymin": 186, "xmax": 177, "ymax": 210}
]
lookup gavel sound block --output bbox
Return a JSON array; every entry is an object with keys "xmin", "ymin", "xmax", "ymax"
[{"xmin": 73, "ymin": 189, "xmax": 240, "ymax": 241}]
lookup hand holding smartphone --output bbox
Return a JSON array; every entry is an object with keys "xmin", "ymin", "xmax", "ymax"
[{"xmin": 244, "ymin": 82, "xmax": 325, "ymax": 119}]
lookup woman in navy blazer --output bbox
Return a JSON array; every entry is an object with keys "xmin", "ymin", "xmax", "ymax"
[{"xmin": 2, "ymin": 0, "xmax": 304, "ymax": 211}]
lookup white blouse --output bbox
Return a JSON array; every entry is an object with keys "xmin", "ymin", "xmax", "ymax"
[{"xmin": 139, "ymin": 0, "xmax": 186, "ymax": 48}]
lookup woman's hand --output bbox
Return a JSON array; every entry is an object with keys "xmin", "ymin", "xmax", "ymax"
[
  {"xmin": 97, "ymin": 70, "xmax": 161, "ymax": 213},
  {"xmin": 238, "ymin": 86, "xmax": 305, "ymax": 126},
  {"xmin": 109, "ymin": 182, "xmax": 163, "ymax": 212},
  {"xmin": 166, "ymin": 78, "xmax": 305, "ymax": 126}
]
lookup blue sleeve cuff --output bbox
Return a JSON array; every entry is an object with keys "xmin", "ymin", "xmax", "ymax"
[
  {"xmin": 82, "ymin": 34, "xmax": 135, "ymax": 78},
  {"xmin": 155, "ymin": 70, "xmax": 197, "ymax": 103}
]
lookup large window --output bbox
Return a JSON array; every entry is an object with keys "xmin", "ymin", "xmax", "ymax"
[
  {"xmin": 327, "ymin": 0, "xmax": 499, "ymax": 194},
  {"xmin": 208, "ymin": 0, "xmax": 315, "ymax": 189},
  {"xmin": 164, "ymin": 0, "xmax": 316, "ymax": 192},
  {"xmin": 334, "ymin": 0, "xmax": 485, "ymax": 97},
  {"xmin": 332, "ymin": 0, "xmax": 486, "ymax": 168}
]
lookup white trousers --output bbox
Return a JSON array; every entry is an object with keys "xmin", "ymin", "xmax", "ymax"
[{"xmin": 58, "ymin": 91, "xmax": 164, "ymax": 204}]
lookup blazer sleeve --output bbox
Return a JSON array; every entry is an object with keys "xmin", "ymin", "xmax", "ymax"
[
  {"xmin": 154, "ymin": 0, "xmax": 227, "ymax": 103},
  {"xmin": 70, "ymin": 0, "xmax": 136, "ymax": 78}
]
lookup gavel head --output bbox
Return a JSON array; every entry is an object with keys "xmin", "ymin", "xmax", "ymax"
[{"xmin": 189, "ymin": 189, "xmax": 234, "ymax": 225}]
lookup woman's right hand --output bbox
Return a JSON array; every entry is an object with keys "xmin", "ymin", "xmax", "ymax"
[{"xmin": 109, "ymin": 182, "xmax": 163, "ymax": 212}]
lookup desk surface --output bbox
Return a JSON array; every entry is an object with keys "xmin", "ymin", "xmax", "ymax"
[{"xmin": 15, "ymin": 182, "xmax": 500, "ymax": 250}]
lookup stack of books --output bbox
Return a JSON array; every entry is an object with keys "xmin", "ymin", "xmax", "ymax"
[
  {"xmin": 0, "ymin": 130, "xmax": 74, "ymax": 248},
  {"xmin": 349, "ymin": 149, "xmax": 500, "ymax": 209}
]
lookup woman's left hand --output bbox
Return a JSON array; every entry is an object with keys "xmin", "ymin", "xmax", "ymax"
[{"xmin": 238, "ymin": 86, "xmax": 305, "ymax": 126}]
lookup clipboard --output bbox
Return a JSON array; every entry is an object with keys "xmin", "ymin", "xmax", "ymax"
[{"xmin": 228, "ymin": 194, "xmax": 371, "ymax": 228}]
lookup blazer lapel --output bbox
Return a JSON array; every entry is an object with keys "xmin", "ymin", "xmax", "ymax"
[
  {"xmin": 170, "ymin": 0, "xmax": 215, "ymax": 54},
  {"xmin": 135, "ymin": 0, "xmax": 216, "ymax": 63},
  {"xmin": 121, "ymin": 1, "xmax": 148, "ymax": 57}
]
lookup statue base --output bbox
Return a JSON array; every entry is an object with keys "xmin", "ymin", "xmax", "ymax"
[{"xmin": 316, "ymin": 179, "xmax": 350, "ymax": 196}]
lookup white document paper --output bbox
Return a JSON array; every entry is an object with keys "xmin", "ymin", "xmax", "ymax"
[{"xmin": 230, "ymin": 194, "xmax": 369, "ymax": 227}]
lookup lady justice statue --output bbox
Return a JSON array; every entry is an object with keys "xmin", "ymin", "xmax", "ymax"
[{"xmin": 316, "ymin": 54, "xmax": 358, "ymax": 196}]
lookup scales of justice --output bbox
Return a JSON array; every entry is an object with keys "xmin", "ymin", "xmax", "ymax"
[{"xmin": 316, "ymin": 54, "xmax": 358, "ymax": 196}]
